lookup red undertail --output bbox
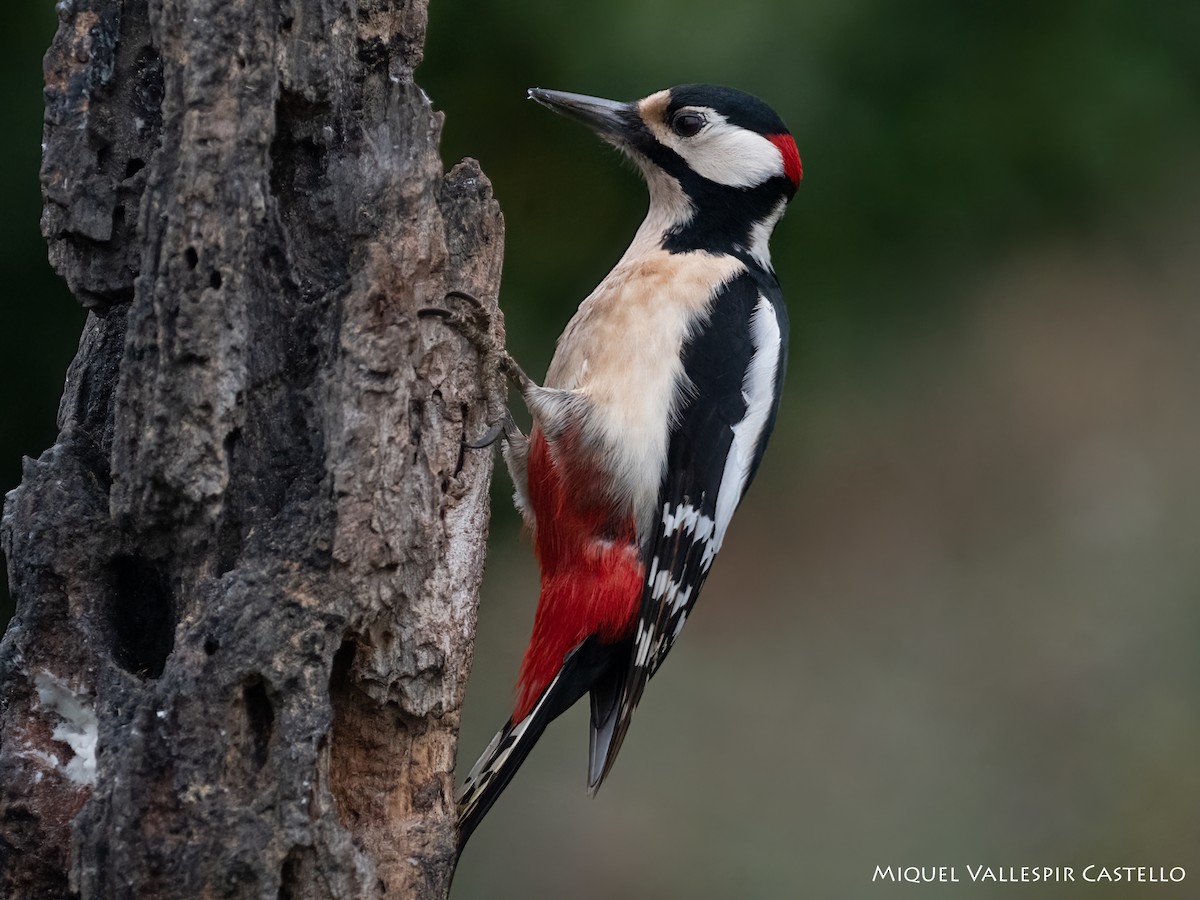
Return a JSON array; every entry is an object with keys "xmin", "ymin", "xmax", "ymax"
[{"xmin": 513, "ymin": 428, "xmax": 643, "ymax": 721}]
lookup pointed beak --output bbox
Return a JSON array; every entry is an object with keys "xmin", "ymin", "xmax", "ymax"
[{"xmin": 528, "ymin": 88, "xmax": 635, "ymax": 143}]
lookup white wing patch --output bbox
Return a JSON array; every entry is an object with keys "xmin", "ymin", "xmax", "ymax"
[{"xmin": 711, "ymin": 295, "xmax": 782, "ymax": 553}]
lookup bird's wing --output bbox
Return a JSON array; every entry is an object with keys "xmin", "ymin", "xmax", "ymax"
[{"xmin": 588, "ymin": 272, "xmax": 788, "ymax": 789}]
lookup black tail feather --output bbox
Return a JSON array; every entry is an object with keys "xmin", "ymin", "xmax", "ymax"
[
  {"xmin": 455, "ymin": 637, "xmax": 617, "ymax": 856},
  {"xmin": 586, "ymin": 659, "xmax": 627, "ymax": 792}
]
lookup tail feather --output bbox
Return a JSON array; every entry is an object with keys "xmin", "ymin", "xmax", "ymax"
[
  {"xmin": 586, "ymin": 663, "xmax": 626, "ymax": 793},
  {"xmin": 457, "ymin": 674, "xmax": 562, "ymax": 854},
  {"xmin": 456, "ymin": 637, "xmax": 616, "ymax": 855}
]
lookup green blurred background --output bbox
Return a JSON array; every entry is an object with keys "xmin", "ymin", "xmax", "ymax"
[{"xmin": 4, "ymin": 0, "xmax": 1199, "ymax": 897}]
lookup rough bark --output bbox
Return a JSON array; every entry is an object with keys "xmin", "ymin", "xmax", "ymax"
[{"xmin": 0, "ymin": 0, "xmax": 503, "ymax": 898}]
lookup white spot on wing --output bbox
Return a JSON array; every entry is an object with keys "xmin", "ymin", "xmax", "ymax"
[
  {"xmin": 634, "ymin": 621, "xmax": 654, "ymax": 666},
  {"xmin": 669, "ymin": 582, "xmax": 693, "ymax": 613},
  {"xmin": 652, "ymin": 569, "xmax": 671, "ymax": 600},
  {"xmin": 661, "ymin": 501, "xmax": 715, "ymax": 544},
  {"xmin": 672, "ymin": 611, "xmax": 688, "ymax": 639}
]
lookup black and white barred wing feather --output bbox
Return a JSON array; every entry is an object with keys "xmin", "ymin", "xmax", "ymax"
[{"xmin": 590, "ymin": 272, "xmax": 788, "ymax": 788}]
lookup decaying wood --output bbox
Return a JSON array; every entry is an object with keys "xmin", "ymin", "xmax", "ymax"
[{"xmin": 0, "ymin": 0, "xmax": 503, "ymax": 897}]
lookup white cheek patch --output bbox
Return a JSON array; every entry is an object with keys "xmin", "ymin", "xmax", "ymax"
[
  {"xmin": 680, "ymin": 118, "xmax": 786, "ymax": 188},
  {"xmin": 645, "ymin": 106, "xmax": 786, "ymax": 189}
]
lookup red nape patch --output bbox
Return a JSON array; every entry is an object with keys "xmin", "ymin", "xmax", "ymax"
[
  {"xmin": 512, "ymin": 429, "xmax": 643, "ymax": 722},
  {"xmin": 768, "ymin": 133, "xmax": 803, "ymax": 186}
]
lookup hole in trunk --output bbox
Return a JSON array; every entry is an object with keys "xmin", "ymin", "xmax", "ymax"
[
  {"xmin": 108, "ymin": 554, "xmax": 175, "ymax": 678},
  {"xmin": 243, "ymin": 677, "xmax": 275, "ymax": 769}
]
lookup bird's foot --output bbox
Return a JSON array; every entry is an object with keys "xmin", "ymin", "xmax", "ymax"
[
  {"xmin": 420, "ymin": 290, "xmax": 532, "ymax": 393},
  {"xmin": 421, "ymin": 292, "xmax": 535, "ymax": 449}
]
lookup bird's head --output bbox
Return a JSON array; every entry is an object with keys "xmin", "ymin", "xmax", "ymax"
[{"xmin": 529, "ymin": 84, "xmax": 801, "ymax": 265}]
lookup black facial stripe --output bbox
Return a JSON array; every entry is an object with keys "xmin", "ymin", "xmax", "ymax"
[
  {"xmin": 619, "ymin": 95, "xmax": 795, "ymax": 261},
  {"xmin": 631, "ymin": 127, "xmax": 792, "ymax": 257},
  {"xmin": 663, "ymin": 175, "xmax": 792, "ymax": 260}
]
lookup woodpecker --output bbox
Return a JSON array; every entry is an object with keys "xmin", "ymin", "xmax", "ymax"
[{"xmin": 456, "ymin": 84, "xmax": 801, "ymax": 853}]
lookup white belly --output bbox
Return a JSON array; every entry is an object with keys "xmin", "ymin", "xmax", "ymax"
[{"xmin": 543, "ymin": 247, "xmax": 745, "ymax": 526}]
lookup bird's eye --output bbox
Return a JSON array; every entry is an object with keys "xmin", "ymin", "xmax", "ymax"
[{"xmin": 671, "ymin": 113, "xmax": 705, "ymax": 138}]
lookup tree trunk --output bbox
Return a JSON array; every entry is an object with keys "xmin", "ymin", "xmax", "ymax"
[{"xmin": 0, "ymin": 0, "xmax": 503, "ymax": 897}]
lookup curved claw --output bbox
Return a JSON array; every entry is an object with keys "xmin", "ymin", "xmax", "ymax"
[
  {"xmin": 419, "ymin": 291, "xmax": 485, "ymax": 321},
  {"xmin": 464, "ymin": 419, "xmax": 507, "ymax": 450},
  {"xmin": 445, "ymin": 289, "xmax": 484, "ymax": 309}
]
